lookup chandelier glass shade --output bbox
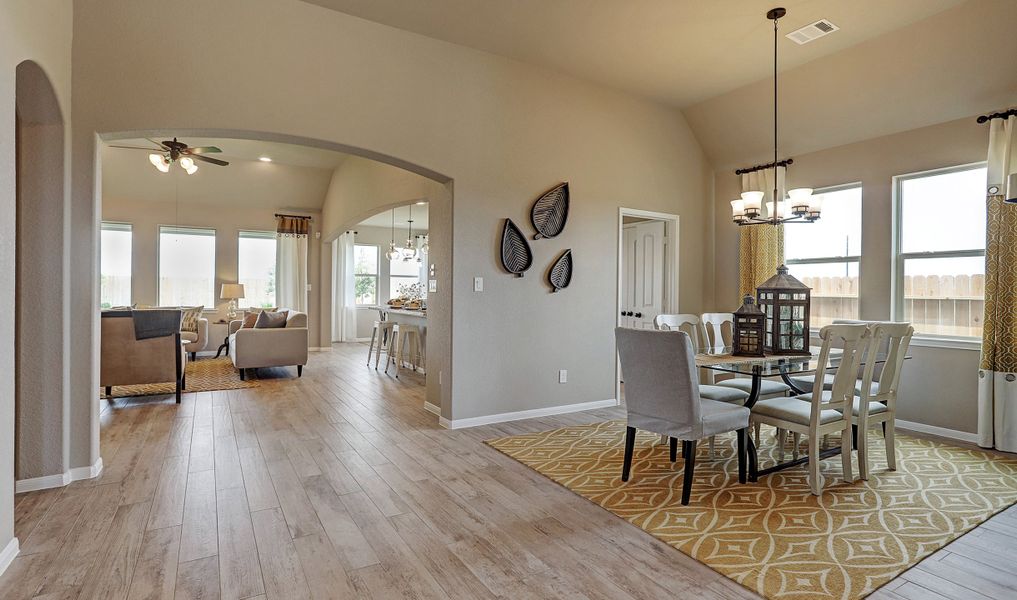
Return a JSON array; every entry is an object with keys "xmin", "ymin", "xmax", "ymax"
[
  {"xmin": 731, "ymin": 8, "xmax": 821, "ymax": 227},
  {"xmin": 149, "ymin": 152, "xmax": 198, "ymax": 175}
]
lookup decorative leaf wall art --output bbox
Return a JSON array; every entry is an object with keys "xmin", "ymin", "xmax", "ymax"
[
  {"xmin": 531, "ymin": 182, "xmax": 570, "ymax": 240},
  {"xmin": 500, "ymin": 218, "xmax": 533, "ymax": 277},
  {"xmin": 548, "ymin": 249, "xmax": 573, "ymax": 292}
]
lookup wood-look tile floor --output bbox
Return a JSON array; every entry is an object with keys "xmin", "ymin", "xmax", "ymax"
[{"xmin": 3, "ymin": 343, "xmax": 1017, "ymax": 600}]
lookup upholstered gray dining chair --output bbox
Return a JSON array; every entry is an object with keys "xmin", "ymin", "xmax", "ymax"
[{"xmin": 615, "ymin": 327, "xmax": 752, "ymax": 505}]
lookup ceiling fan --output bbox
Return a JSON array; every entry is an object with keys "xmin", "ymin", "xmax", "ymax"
[{"xmin": 109, "ymin": 137, "xmax": 230, "ymax": 174}]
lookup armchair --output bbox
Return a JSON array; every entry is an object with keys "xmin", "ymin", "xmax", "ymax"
[
  {"xmin": 100, "ymin": 310, "xmax": 187, "ymax": 403},
  {"xmin": 182, "ymin": 317, "xmax": 208, "ymax": 361}
]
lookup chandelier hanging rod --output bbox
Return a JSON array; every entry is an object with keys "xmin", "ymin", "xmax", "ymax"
[
  {"xmin": 976, "ymin": 108, "xmax": 1017, "ymax": 124},
  {"xmin": 735, "ymin": 158, "xmax": 794, "ymax": 176}
]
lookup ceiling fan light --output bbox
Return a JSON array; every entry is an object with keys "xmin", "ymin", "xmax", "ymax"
[
  {"xmin": 183, "ymin": 163, "xmax": 198, "ymax": 175},
  {"xmin": 179, "ymin": 156, "xmax": 194, "ymax": 169},
  {"xmin": 149, "ymin": 153, "xmax": 170, "ymax": 173}
]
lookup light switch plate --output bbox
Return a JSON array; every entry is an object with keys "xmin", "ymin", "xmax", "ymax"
[
  {"xmin": 474, "ymin": 277, "xmax": 484, "ymax": 292},
  {"xmin": 428, "ymin": 279, "xmax": 437, "ymax": 293},
  {"xmin": 558, "ymin": 369, "xmax": 568, "ymax": 384}
]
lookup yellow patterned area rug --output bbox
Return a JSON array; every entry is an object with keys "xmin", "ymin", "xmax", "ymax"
[
  {"xmin": 486, "ymin": 420, "xmax": 1017, "ymax": 600},
  {"xmin": 104, "ymin": 357, "xmax": 257, "ymax": 398}
]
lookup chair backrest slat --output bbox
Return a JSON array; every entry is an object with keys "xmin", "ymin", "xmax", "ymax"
[
  {"xmin": 653, "ymin": 314, "xmax": 703, "ymax": 351},
  {"xmin": 810, "ymin": 323, "xmax": 870, "ymax": 421},
  {"xmin": 616, "ymin": 327, "xmax": 702, "ymax": 439},
  {"xmin": 861, "ymin": 322, "xmax": 913, "ymax": 411},
  {"xmin": 700, "ymin": 313, "xmax": 734, "ymax": 351}
]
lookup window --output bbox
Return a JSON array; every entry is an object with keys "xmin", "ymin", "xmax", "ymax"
[
  {"xmin": 354, "ymin": 244, "xmax": 379, "ymax": 305},
  {"xmin": 159, "ymin": 226, "xmax": 216, "ymax": 307},
  {"xmin": 100, "ymin": 222, "xmax": 132, "ymax": 308},
  {"xmin": 238, "ymin": 231, "xmax": 277, "ymax": 308},
  {"xmin": 785, "ymin": 185, "xmax": 862, "ymax": 328},
  {"xmin": 893, "ymin": 164, "xmax": 986, "ymax": 338},
  {"xmin": 390, "ymin": 255, "xmax": 422, "ymax": 300}
]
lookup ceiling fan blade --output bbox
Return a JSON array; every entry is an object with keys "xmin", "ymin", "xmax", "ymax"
[
  {"xmin": 147, "ymin": 138, "xmax": 170, "ymax": 151},
  {"xmin": 186, "ymin": 146, "xmax": 222, "ymax": 154},
  {"xmin": 191, "ymin": 154, "xmax": 229, "ymax": 166},
  {"xmin": 108, "ymin": 145, "xmax": 163, "ymax": 152}
]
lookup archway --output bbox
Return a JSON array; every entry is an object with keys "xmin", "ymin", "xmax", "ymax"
[
  {"xmin": 95, "ymin": 130, "xmax": 453, "ymax": 420},
  {"xmin": 14, "ymin": 61, "xmax": 68, "ymax": 490}
]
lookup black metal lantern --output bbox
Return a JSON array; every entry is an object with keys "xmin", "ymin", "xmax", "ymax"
[
  {"xmin": 733, "ymin": 295, "xmax": 766, "ymax": 357},
  {"xmin": 757, "ymin": 265, "xmax": 811, "ymax": 356}
]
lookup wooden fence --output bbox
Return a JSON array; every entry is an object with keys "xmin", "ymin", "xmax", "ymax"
[{"xmin": 800, "ymin": 275, "xmax": 984, "ymax": 337}]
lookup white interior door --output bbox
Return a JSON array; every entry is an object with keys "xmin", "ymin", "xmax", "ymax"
[{"xmin": 621, "ymin": 220, "xmax": 665, "ymax": 329}]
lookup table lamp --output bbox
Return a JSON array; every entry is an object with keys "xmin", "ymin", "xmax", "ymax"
[{"xmin": 220, "ymin": 283, "xmax": 246, "ymax": 320}]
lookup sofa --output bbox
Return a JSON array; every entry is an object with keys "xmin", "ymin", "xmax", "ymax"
[
  {"xmin": 100, "ymin": 309, "xmax": 187, "ymax": 403},
  {"xmin": 229, "ymin": 309, "xmax": 308, "ymax": 380}
]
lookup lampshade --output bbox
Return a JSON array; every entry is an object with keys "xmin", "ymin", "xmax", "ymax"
[
  {"xmin": 766, "ymin": 200, "xmax": 787, "ymax": 219},
  {"xmin": 149, "ymin": 153, "xmax": 170, "ymax": 173},
  {"xmin": 741, "ymin": 191, "xmax": 764, "ymax": 212},
  {"xmin": 220, "ymin": 283, "xmax": 246, "ymax": 299},
  {"xmin": 787, "ymin": 187, "xmax": 813, "ymax": 211},
  {"xmin": 730, "ymin": 199, "xmax": 745, "ymax": 218}
]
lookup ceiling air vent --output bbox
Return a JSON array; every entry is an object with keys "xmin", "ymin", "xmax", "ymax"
[{"xmin": 786, "ymin": 19, "xmax": 839, "ymax": 45}]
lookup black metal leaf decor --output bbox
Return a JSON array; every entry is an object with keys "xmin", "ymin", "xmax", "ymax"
[
  {"xmin": 548, "ymin": 249, "xmax": 573, "ymax": 292},
  {"xmin": 531, "ymin": 182, "xmax": 570, "ymax": 239},
  {"xmin": 500, "ymin": 218, "xmax": 533, "ymax": 277}
]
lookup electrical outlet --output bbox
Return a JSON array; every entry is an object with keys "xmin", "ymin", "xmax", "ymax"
[
  {"xmin": 558, "ymin": 369, "xmax": 567, "ymax": 384},
  {"xmin": 474, "ymin": 277, "xmax": 484, "ymax": 292}
]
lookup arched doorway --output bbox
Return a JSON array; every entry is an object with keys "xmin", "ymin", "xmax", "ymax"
[{"xmin": 14, "ymin": 61, "xmax": 68, "ymax": 489}]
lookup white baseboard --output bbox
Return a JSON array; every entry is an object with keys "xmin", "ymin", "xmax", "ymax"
[
  {"xmin": 423, "ymin": 401, "xmax": 441, "ymax": 416},
  {"xmin": 439, "ymin": 398, "xmax": 619, "ymax": 430},
  {"xmin": 15, "ymin": 457, "xmax": 104, "ymax": 494},
  {"xmin": 895, "ymin": 419, "xmax": 979, "ymax": 444},
  {"xmin": 0, "ymin": 537, "xmax": 19, "ymax": 577}
]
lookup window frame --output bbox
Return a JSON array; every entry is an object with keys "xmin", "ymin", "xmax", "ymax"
[
  {"xmin": 157, "ymin": 225, "xmax": 218, "ymax": 309},
  {"xmin": 783, "ymin": 182, "xmax": 863, "ymax": 327},
  {"xmin": 237, "ymin": 229, "xmax": 277, "ymax": 309},
  {"xmin": 353, "ymin": 243, "xmax": 380, "ymax": 306},
  {"xmin": 891, "ymin": 162, "xmax": 986, "ymax": 347},
  {"xmin": 100, "ymin": 221, "xmax": 134, "ymax": 308}
]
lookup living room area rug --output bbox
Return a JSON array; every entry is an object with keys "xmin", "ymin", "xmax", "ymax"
[
  {"xmin": 104, "ymin": 356, "xmax": 258, "ymax": 398},
  {"xmin": 486, "ymin": 420, "xmax": 1017, "ymax": 600}
]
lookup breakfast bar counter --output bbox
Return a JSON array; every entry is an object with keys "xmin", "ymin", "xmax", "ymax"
[{"xmin": 368, "ymin": 306, "xmax": 427, "ymax": 370}]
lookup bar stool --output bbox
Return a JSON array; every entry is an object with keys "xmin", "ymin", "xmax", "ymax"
[
  {"xmin": 367, "ymin": 320, "xmax": 396, "ymax": 369},
  {"xmin": 385, "ymin": 323, "xmax": 422, "ymax": 377}
]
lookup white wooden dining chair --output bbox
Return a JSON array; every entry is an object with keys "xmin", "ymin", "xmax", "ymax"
[
  {"xmin": 852, "ymin": 322, "xmax": 913, "ymax": 479},
  {"xmin": 750, "ymin": 323, "xmax": 869, "ymax": 495},
  {"xmin": 655, "ymin": 313, "xmax": 749, "ymax": 456}
]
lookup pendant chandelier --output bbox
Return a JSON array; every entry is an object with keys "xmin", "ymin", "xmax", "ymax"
[
  {"xmin": 731, "ymin": 7, "xmax": 822, "ymax": 226},
  {"xmin": 384, "ymin": 209, "xmax": 400, "ymax": 260},
  {"xmin": 401, "ymin": 204, "xmax": 418, "ymax": 261}
]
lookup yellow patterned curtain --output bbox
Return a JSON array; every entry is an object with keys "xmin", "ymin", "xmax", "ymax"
[
  {"xmin": 738, "ymin": 169, "xmax": 785, "ymax": 298},
  {"xmin": 978, "ymin": 114, "xmax": 1017, "ymax": 452}
]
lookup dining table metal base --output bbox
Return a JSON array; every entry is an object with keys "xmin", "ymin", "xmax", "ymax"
[{"xmin": 754, "ymin": 445, "xmax": 842, "ymax": 478}]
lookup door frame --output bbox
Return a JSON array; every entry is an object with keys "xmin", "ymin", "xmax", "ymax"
[{"xmin": 615, "ymin": 207, "xmax": 680, "ymax": 404}]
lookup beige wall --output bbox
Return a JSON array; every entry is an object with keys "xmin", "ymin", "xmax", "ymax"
[
  {"xmin": 72, "ymin": 0, "xmax": 712, "ymax": 426},
  {"xmin": 1, "ymin": 0, "xmax": 74, "ymax": 565},
  {"xmin": 714, "ymin": 117, "xmax": 988, "ymax": 433},
  {"xmin": 101, "ymin": 198, "xmax": 324, "ymax": 348}
]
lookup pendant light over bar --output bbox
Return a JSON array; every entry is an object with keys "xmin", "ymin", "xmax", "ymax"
[{"xmin": 731, "ymin": 8, "xmax": 821, "ymax": 227}]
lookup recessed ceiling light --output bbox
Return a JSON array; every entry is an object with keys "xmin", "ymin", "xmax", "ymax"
[{"xmin": 259, "ymin": 156, "xmax": 272, "ymax": 162}]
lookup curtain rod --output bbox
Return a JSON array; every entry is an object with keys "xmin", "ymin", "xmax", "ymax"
[
  {"xmin": 735, "ymin": 158, "xmax": 793, "ymax": 176},
  {"xmin": 976, "ymin": 108, "xmax": 1017, "ymax": 124},
  {"xmin": 275, "ymin": 213, "xmax": 312, "ymax": 220}
]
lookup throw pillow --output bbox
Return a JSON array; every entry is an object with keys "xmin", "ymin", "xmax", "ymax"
[
  {"xmin": 254, "ymin": 310, "xmax": 288, "ymax": 329},
  {"xmin": 242, "ymin": 307, "xmax": 278, "ymax": 328},
  {"xmin": 180, "ymin": 306, "xmax": 204, "ymax": 333}
]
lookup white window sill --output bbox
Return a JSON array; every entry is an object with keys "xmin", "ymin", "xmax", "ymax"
[{"xmin": 908, "ymin": 335, "xmax": 981, "ymax": 351}]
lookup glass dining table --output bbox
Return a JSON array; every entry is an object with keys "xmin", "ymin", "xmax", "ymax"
[{"xmin": 694, "ymin": 345, "xmax": 905, "ymax": 481}]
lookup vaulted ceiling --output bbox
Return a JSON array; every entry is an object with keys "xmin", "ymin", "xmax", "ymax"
[{"xmin": 302, "ymin": 0, "xmax": 1017, "ymax": 169}]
